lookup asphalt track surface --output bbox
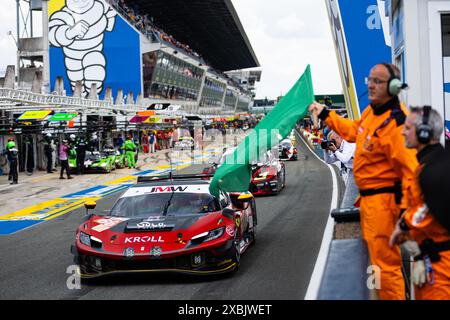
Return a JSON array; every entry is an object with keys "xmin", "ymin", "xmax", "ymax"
[{"xmin": 0, "ymin": 135, "xmax": 334, "ymax": 300}]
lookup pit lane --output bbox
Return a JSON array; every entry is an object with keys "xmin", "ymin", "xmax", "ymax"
[{"xmin": 0, "ymin": 134, "xmax": 335, "ymax": 300}]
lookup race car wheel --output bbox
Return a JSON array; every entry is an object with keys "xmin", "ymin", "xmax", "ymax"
[
  {"xmin": 273, "ymin": 176, "xmax": 280, "ymax": 195},
  {"xmin": 282, "ymin": 167, "xmax": 286, "ymax": 188}
]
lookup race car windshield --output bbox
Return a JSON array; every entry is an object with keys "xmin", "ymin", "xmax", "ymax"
[
  {"xmin": 110, "ymin": 193, "xmax": 220, "ymax": 217},
  {"xmin": 281, "ymin": 141, "xmax": 292, "ymax": 148},
  {"xmin": 85, "ymin": 153, "xmax": 101, "ymax": 161}
]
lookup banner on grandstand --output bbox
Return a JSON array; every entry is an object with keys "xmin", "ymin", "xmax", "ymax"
[
  {"xmin": 325, "ymin": 0, "xmax": 391, "ymax": 119},
  {"xmin": 48, "ymin": 0, "xmax": 141, "ymax": 101}
]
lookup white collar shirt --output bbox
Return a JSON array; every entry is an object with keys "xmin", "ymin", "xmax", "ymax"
[{"xmin": 323, "ymin": 139, "xmax": 355, "ymax": 170}]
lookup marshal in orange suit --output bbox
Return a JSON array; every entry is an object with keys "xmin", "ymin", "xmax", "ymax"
[
  {"xmin": 309, "ymin": 63, "xmax": 418, "ymax": 300},
  {"xmin": 390, "ymin": 106, "xmax": 450, "ymax": 300}
]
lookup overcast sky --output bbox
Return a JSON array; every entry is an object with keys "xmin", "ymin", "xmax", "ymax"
[
  {"xmin": 0, "ymin": 0, "xmax": 342, "ymax": 99},
  {"xmin": 0, "ymin": 1, "xmax": 19, "ymax": 73},
  {"xmin": 231, "ymin": 0, "xmax": 341, "ymax": 99}
]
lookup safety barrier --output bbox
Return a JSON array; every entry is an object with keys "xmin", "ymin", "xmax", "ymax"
[
  {"xmin": 317, "ymin": 175, "xmax": 369, "ymax": 299},
  {"xmin": 317, "ymin": 237, "xmax": 370, "ymax": 300},
  {"xmin": 330, "ymin": 207, "xmax": 360, "ymax": 223}
]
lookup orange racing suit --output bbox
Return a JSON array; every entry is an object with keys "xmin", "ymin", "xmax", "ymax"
[
  {"xmin": 319, "ymin": 97, "xmax": 418, "ymax": 300},
  {"xmin": 400, "ymin": 144, "xmax": 450, "ymax": 300}
]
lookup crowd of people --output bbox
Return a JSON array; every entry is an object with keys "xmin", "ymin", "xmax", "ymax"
[
  {"xmin": 308, "ymin": 62, "xmax": 450, "ymax": 300},
  {"xmin": 108, "ymin": 0, "xmax": 203, "ymax": 61},
  {"xmin": 108, "ymin": 0, "xmax": 247, "ymax": 93}
]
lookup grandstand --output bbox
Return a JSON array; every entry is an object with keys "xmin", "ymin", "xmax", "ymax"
[
  {"xmin": 0, "ymin": 0, "xmax": 261, "ymax": 174},
  {"xmin": 3, "ymin": 0, "xmax": 260, "ymax": 117}
]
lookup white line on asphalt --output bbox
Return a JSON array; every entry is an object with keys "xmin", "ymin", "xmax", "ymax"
[{"xmin": 296, "ymin": 130, "xmax": 339, "ymax": 300}]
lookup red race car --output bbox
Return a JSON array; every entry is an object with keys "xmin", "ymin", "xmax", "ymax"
[
  {"xmin": 278, "ymin": 138, "xmax": 298, "ymax": 161},
  {"xmin": 249, "ymin": 150, "xmax": 286, "ymax": 195},
  {"xmin": 71, "ymin": 174, "xmax": 257, "ymax": 278}
]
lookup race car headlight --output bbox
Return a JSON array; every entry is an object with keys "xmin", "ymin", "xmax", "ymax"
[
  {"xmin": 258, "ymin": 171, "xmax": 269, "ymax": 178},
  {"xmin": 101, "ymin": 163, "xmax": 107, "ymax": 167},
  {"xmin": 79, "ymin": 232, "xmax": 103, "ymax": 249},
  {"xmin": 80, "ymin": 232, "xmax": 91, "ymax": 247},
  {"xmin": 191, "ymin": 227, "xmax": 225, "ymax": 244},
  {"xmin": 254, "ymin": 171, "xmax": 274, "ymax": 181},
  {"xmin": 204, "ymin": 227, "xmax": 225, "ymax": 242},
  {"xmin": 254, "ymin": 171, "xmax": 270, "ymax": 180}
]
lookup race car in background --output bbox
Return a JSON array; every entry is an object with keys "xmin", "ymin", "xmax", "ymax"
[
  {"xmin": 174, "ymin": 136, "xmax": 194, "ymax": 150},
  {"xmin": 71, "ymin": 174, "xmax": 257, "ymax": 278},
  {"xmin": 203, "ymin": 147, "xmax": 286, "ymax": 195},
  {"xmin": 103, "ymin": 147, "xmax": 125, "ymax": 169},
  {"xmin": 84, "ymin": 151, "xmax": 115, "ymax": 173},
  {"xmin": 68, "ymin": 151, "xmax": 115, "ymax": 173},
  {"xmin": 278, "ymin": 138, "xmax": 298, "ymax": 161},
  {"xmin": 288, "ymin": 129, "xmax": 297, "ymax": 145},
  {"xmin": 174, "ymin": 128, "xmax": 195, "ymax": 150},
  {"xmin": 249, "ymin": 149, "xmax": 286, "ymax": 195}
]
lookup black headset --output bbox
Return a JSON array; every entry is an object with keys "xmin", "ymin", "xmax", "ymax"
[
  {"xmin": 416, "ymin": 105, "xmax": 433, "ymax": 144},
  {"xmin": 382, "ymin": 63, "xmax": 408, "ymax": 96}
]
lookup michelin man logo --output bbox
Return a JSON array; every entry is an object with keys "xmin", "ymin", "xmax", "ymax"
[{"xmin": 49, "ymin": 0, "xmax": 117, "ymax": 97}]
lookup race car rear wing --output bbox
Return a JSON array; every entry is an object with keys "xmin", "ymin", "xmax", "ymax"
[{"xmin": 137, "ymin": 173, "xmax": 214, "ymax": 183}]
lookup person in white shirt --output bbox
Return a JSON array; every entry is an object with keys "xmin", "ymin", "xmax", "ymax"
[{"xmin": 323, "ymin": 131, "xmax": 358, "ymax": 208}]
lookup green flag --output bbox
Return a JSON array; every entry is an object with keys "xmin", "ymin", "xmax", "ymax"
[{"xmin": 209, "ymin": 65, "xmax": 315, "ymax": 197}]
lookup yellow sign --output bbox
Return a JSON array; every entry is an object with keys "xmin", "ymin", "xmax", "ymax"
[
  {"xmin": 18, "ymin": 110, "xmax": 52, "ymax": 120},
  {"xmin": 144, "ymin": 116, "xmax": 162, "ymax": 123}
]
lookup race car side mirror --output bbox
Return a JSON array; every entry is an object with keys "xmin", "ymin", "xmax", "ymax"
[
  {"xmin": 222, "ymin": 208, "xmax": 235, "ymax": 219},
  {"xmin": 237, "ymin": 193, "xmax": 253, "ymax": 203},
  {"xmin": 84, "ymin": 201, "xmax": 96, "ymax": 215}
]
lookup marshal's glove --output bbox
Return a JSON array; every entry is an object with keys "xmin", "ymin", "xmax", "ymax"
[{"xmin": 412, "ymin": 260, "xmax": 426, "ymax": 288}]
